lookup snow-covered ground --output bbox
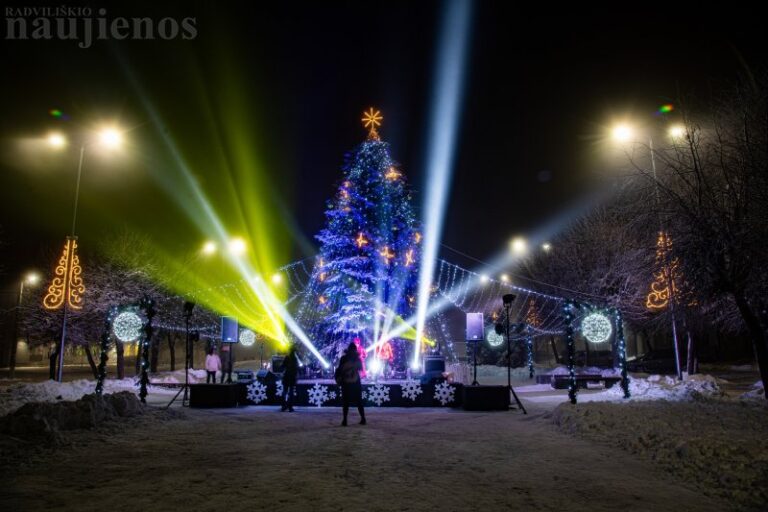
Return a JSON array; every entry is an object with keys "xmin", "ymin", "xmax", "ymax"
[{"xmin": 2, "ymin": 367, "xmax": 766, "ymax": 511}]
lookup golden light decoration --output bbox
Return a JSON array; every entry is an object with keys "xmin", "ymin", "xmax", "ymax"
[
  {"xmin": 362, "ymin": 107, "xmax": 383, "ymax": 139},
  {"xmin": 404, "ymin": 249, "xmax": 415, "ymax": 267},
  {"xmin": 43, "ymin": 236, "xmax": 85, "ymax": 310},
  {"xmin": 379, "ymin": 246, "xmax": 395, "ymax": 264},
  {"xmin": 646, "ymin": 232, "xmax": 677, "ymax": 310},
  {"xmin": 414, "ymin": 232, "xmax": 422, "ymax": 244},
  {"xmin": 318, "ymin": 295, "xmax": 327, "ymax": 305},
  {"xmin": 356, "ymin": 232, "xmax": 369, "ymax": 249},
  {"xmin": 385, "ymin": 166, "xmax": 401, "ymax": 181}
]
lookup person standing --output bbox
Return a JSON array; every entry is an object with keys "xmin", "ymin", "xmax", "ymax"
[
  {"xmin": 335, "ymin": 342, "xmax": 366, "ymax": 426},
  {"xmin": 205, "ymin": 347, "xmax": 221, "ymax": 383},
  {"xmin": 281, "ymin": 345, "xmax": 299, "ymax": 412}
]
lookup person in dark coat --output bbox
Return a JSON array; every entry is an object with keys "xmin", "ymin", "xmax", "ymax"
[
  {"xmin": 335, "ymin": 342, "xmax": 366, "ymax": 426},
  {"xmin": 281, "ymin": 345, "xmax": 299, "ymax": 412}
]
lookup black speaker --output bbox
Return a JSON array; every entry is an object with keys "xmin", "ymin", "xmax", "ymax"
[
  {"xmin": 424, "ymin": 355, "xmax": 446, "ymax": 373},
  {"xmin": 221, "ymin": 316, "xmax": 238, "ymax": 343},
  {"xmin": 271, "ymin": 355, "xmax": 285, "ymax": 374},
  {"xmin": 466, "ymin": 313, "xmax": 484, "ymax": 342}
]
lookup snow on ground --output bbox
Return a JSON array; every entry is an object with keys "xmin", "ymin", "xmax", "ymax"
[
  {"xmin": 0, "ymin": 377, "xmax": 180, "ymax": 417},
  {"xmin": 552, "ymin": 398, "xmax": 768, "ymax": 511},
  {"xmin": 2, "ymin": 405, "xmax": 734, "ymax": 512}
]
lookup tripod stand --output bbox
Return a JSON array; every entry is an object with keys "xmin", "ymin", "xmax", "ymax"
[
  {"xmin": 166, "ymin": 302, "xmax": 195, "ymax": 408},
  {"xmin": 503, "ymin": 295, "xmax": 527, "ymax": 414},
  {"xmin": 470, "ymin": 340, "xmax": 479, "ymax": 385}
]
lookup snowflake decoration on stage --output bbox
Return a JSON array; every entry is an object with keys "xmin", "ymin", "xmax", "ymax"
[
  {"xmin": 401, "ymin": 379, "xmax": 423, "ymax": 401},
  {"xmin": 434, "ymin": 381, "xmax": 455, "ymax": 405},
  {"xmin": 246, "ymin": 382, "xmax": 268, "ymax": 404},
  {"xmin": 275, "ymin": 380, "xmax": 284, "ymax": 398},
  {"xmin": 307, "ymin": 383, "xmax": 329, "ymax": 407},
  {"xmin": 366, "ymin": 384, "xmax": 390, "ymax": 406},
  {"xmin": 329, "ymin": 391, "xmax": 337, "ymax": 400}
]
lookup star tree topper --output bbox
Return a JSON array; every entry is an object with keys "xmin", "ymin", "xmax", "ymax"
[{"xmin": 362, "ymin": 107, "xmax": 383, "ymax": 140}]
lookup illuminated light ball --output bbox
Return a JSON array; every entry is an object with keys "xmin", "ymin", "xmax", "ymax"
[
  {"xmin": 112, "ymin": 311, "xmax": 143, "ymax": 342},
  {"xmin": 480, "ymin": 274, "xmax": 489, "ymax": 283},
  {"xmin": 271, "ymin": 273, "xmax": 282, "ymax": 285},
  {"xmin": 581, "ymin": 312, "xmax": 613, "ymax": 344},
  {"xmin": 239, "ymin": 329, "xmax": 256, "ymax": 347},
  {"xmin": 487, "ymin": 329, "xmax": 504, "ymax": 347}
]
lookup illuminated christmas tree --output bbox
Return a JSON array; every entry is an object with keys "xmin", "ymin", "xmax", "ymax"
[{"xmin": 304, "ymin": 108, "xmax": 421, "ymax": 363}]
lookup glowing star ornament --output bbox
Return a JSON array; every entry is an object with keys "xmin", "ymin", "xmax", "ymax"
[
  {"xmin": 581, "ymin": 312, "xmax": 613, "ymax": 344},
  {"xmin": 43, "ymin": 236, "xmax": 85, "ymax": 310},
  {"xmin": 356, "ymin": 232, "xmax": 369, "ymax": 249},
  {"xmin": 112, "ymin": 311, "xmax": 143, "ymax": 342},
  {"xmin": 239, "ymin": 328, "xmax": 256, "ymax": 347},
  {"xmin": 361, "ymin": 107, "xmax": 383, "ymax": 140},
  {"xmin": 404, "ymin": 249, "xmax": 415, "ymax": 267},
  {"xmin": 379, "ymin": 246, "xmax": 395, "ymax": 264},
  {"xmin": 385, "ymin": 166, "xmax": 401, "ymax": 181}
]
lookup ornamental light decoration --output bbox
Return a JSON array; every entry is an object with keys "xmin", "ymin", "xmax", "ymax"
[{"xmin": 43, "ymin": 236, "xmax": 85, "ymax": 310}]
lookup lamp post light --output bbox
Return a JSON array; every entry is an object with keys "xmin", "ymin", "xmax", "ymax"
[
  {"xmin": 9, "ymin": 272, "xmax": 41, "ymax": 379},
  {"xmin": 43, "ymin": 126, "xmax": 126, "ymax": 382},
  {"xmin": 612, "ymin": 121, "xmax": 684, "ymax": 380}
]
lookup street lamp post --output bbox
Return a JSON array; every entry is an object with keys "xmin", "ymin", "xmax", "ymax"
[
  {"xmin": 613, "ymin": 123, "xmax": 684, "ymax": 380},
  {"xmin": 44, "ymin": 127, "xmax": 124, "ymax": 382},
  {"xmin": 10, "ymin": 272, "xmax": 40, "ymax": 379}
]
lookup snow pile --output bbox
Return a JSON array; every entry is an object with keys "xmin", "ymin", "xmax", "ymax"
[
  {"xmin": 552, "ymin": 400, "xmax": 768, "ymax": 510},
  {"xmin": 0, "ymin": 378, "xmax": 141, "ymax": 417},
  {"xmin": 149, "ymin": 369, "xmax": 208, "ymax": 384},
  {"xmin": 741, "ymin": 380, "xmax": 765, "ymax": 400},
  {"xmin": 597, "ymin": 374, "xmax": 726, "ymax": 401},
  {"xmin": 0, "ymin": 391, "xmax": 144, "ymax": 437}
]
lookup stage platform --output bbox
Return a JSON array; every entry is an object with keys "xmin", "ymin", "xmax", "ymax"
[{"xmin": 238, "ymin": 378, "xmax": 465, "ymax": 408}]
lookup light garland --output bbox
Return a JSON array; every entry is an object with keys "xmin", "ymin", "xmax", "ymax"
[{"xmin": 43, "ymin": 236, "xmax": 85, "ymax": 310}]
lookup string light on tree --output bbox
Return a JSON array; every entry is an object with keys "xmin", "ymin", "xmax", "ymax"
[
  {"xmin": 379, "ymin": 246, "xmax": 395, "ymax": 264},
  {"xmin": 404, "ymin": 249, "xmax": 415, "ymax": 267},
  {"xmin": 356, "ymin": 232, "xmax": 369, "ymax": 249},
  {"xmin": 385, "ymin": 166, "xmax": 401, "ymax": 181}
]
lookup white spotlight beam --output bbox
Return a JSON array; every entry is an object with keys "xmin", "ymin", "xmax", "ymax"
[{"xmin": 414, "ymin": 0, "xmax": 473, "ymax": 366}]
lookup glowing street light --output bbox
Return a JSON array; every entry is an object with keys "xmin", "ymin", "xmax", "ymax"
[
  {"xmin": 43, "ymin": 122, "xmax": 127, "ymax": 382},
  {"xmin": 202, "ymin": 241, "xmax": 217, "ymax": 255},
  {"xmin": 98, "ymin": 127, "xmax": 123, "ymax": 149},
  {"xmin": 542, "ymin": 242, "xmax": 552, "ymax": 253},
  {"xmin": 47, "ymin": 132, "xmax": 67, "ymax": 149},
  {"xmin": 612, "ymin": 124, "xmax": 634, "ymax": 142},
  {"xmin": 479, "ymin": 274, "xmax": 489, "ymax": 284},
  {"xmin": 510, "ymin": 236, "xmax": 527, "ymax": 255},
  {"xmin": 500, "ymin": 274, "xmax": 509, "ymax": 282},
  {"xmin": 228, "ymin": 237, "xmax": 247, "ymax": 256},
  {"xmin": 668, "ymin": 125, "xmax": 685, "ymax": 139},
  {"xmin": 10, "ymin": 270, "xmax": 42, "ymax": 378}
]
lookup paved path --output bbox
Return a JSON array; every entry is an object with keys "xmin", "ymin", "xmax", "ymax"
[{"xmin": 3, "ymin": 403, "xmax": 731, "ymax": 512}]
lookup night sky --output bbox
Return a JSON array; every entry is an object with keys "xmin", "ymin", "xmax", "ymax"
[{"xmin": 0, "ymin": 1, "xmax": 764, "ymax": 296}]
